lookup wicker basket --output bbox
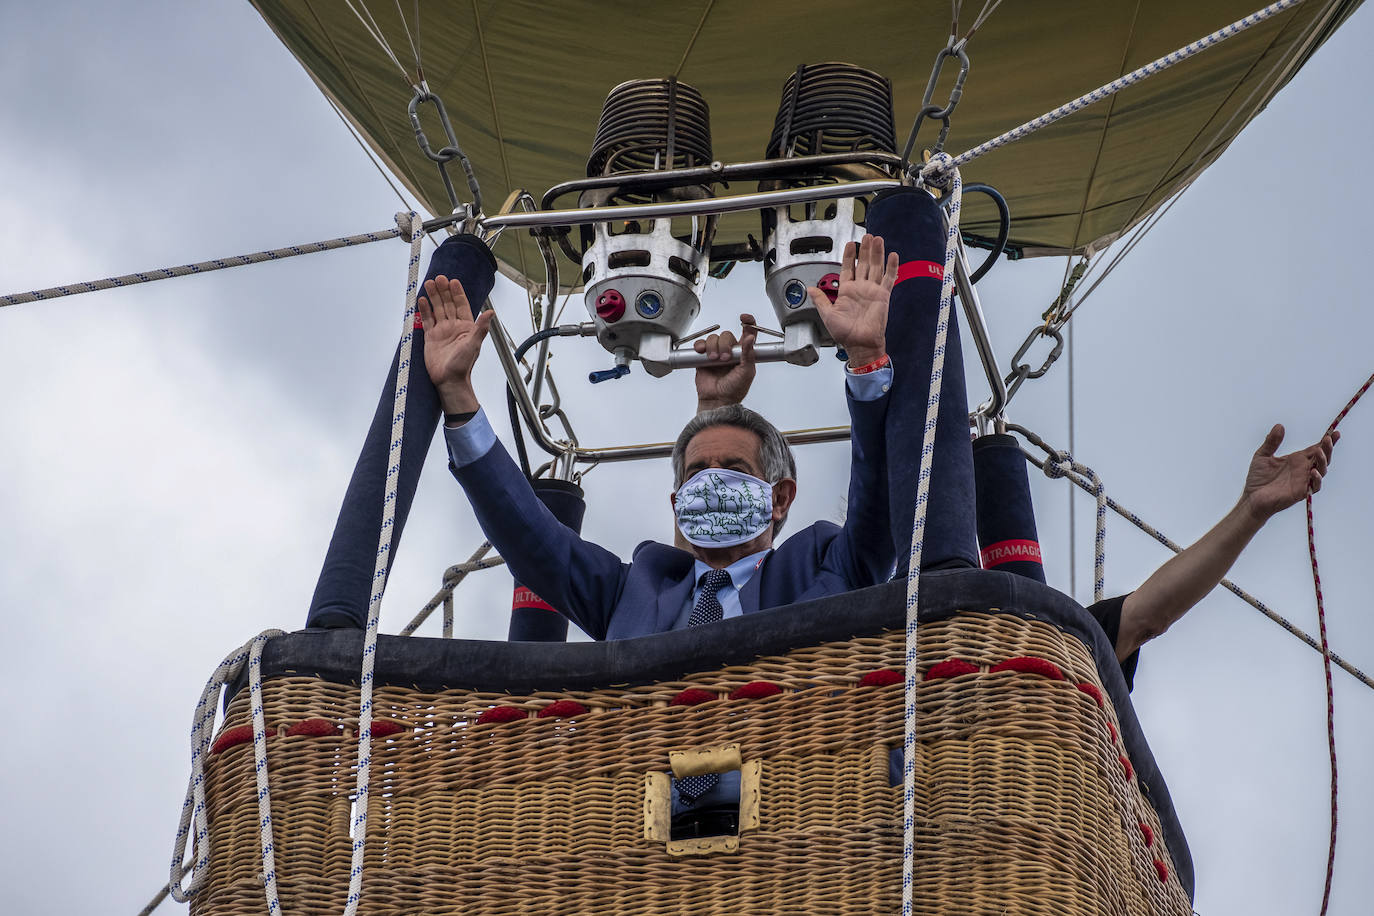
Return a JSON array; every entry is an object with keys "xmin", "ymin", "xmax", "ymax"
[{"xmin": 195, "ymin": 600, "xmax": 1191, "ymax": 916}]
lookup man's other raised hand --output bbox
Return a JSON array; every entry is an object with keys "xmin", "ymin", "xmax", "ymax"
[
  {"xmin": 808, "ymin": 234, "xmax": 898, "ymax": 369},
  {"xmin": 417, "ymin": 274, "xmax": 492, "ymax": 416}
]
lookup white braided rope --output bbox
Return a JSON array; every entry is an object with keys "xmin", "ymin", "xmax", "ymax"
[
  {"xmin": 340, "ymin": 211, "xmax": 426, "ymax": 915},
  {"xmin": 249, "ymin": 628, "xmax": 285, "ymax": 913},
  {"xmin": 398, "ymin": 543, "xmax": 507, "ymax": 636},
  {"xmin": 902, "ymin": 156, "xmax": 961, "ymax": 916},
  {"xmin": 1, "ymin": 227, "xmax": 404, "ymax": 308},
  {"xmin": 165, "ymin": 213, "xmax": 425, "ymax": 915},
  {"xmin": 1043, "ymin": 450, "xmax": 1108, "ymax": 604},
  {"xmin": 166, "ymin": 629, "xmax": 283, "ymax": 903},
  {"xmin": 925, "ymin": 0, "xmax": 1308, "ymax": 177}
]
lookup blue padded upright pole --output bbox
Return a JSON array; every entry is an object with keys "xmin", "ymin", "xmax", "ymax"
[
  {"xmin": 306, "ymin": 234, "xmax": 498, "ymax": 628},
  {"xmin": 972, "ymin": 433, "xmax": 1047, "ymax": 582},
  {"xmin": 865, "ymin": 187, "xmax": 978, "ymax": 573},
  {"xmin": 508, "ymin": 479, "xmax": 586, "ymax": 642}
]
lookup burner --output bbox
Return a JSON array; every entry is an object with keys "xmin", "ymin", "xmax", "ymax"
[
  {"xmin": 762, "ymin": 63, "xmax": 895, "ymax": 345},
  {"xmin": 580, "ymin": 78, "xmax": 716, "ymax": 379}
]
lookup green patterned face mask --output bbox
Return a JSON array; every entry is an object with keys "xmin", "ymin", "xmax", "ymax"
[{"xmin": 674, "ymin": 468, "xmax": 775, "ymax": 548}]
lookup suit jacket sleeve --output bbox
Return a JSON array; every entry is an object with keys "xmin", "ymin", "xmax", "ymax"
[
  {"xmin": 818, "ymin": 386, "xmax": 895, "ymax": 588},
  {"xmin": 450, "ymin": 440, "xmax": 628, "ymax": 640}
]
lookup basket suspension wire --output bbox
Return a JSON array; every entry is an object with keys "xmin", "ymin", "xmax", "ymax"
[
  {"xmin": 1009, "ymin": 423, "xmax": 1374, "ymax": 692},
  {"xmin": 344, "ymin": 0, "xmax": 417, "ymax": 89},
  {"xmin": 902, "ymin": 153, "xmax": 962, "ymax": 916}
]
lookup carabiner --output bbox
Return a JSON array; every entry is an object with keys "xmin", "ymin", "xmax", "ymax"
[{"xmin": 901, "ymin": 39, "xmax": 971, "ymax": 165}]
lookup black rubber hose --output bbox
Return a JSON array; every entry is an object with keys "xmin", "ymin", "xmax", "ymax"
[
  {"xmin": 514, "ymin": 327, "xmax": 563, "ymax": 362},
  {"xmin": 505, "ymin": 327, "xmax": 565, "ymax": 479},
  {"xmin": 506, "ymin": 387, "xmax": 533, "ymax": 479},
  {"xmin": 961, "ymin": 183, "xmax": 1010, "ymax": 284}
]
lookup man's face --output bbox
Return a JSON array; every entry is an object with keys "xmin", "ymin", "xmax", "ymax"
[{"xmin": 670, "ymin": 424, "xmax": 797, "ymax": 556}]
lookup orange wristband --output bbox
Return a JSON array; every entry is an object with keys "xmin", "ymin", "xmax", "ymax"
[{"xmin": 847, "ymin": 354, "xmax": 891, "ymax": 375}]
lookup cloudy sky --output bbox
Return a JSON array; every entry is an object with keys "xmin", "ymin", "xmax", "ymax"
[{"xmin": 1, "ymin": 2, "xmax": 1371, "ymax": 914}]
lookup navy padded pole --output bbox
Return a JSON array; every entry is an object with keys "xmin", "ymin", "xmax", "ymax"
[
  {"xmin": 865, "ymin": 187, "xmax": 978, "ymax": 573},
  {"xmin": 306, "ymin": 234, "xmax": 498, "ymax": 628},
  {"xmin": 972, "ymin": 433, "xmax": 1046, "ymax": 583},
  {"xmin": 508, "ymin": 479, "xmax": 586, "ymax": 642}
]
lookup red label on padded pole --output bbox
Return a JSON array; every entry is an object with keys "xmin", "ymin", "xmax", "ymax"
[
  {"xmin": 512, "ymin": 587, "xmax": 557, "ymax": 613},
  {"xmin": 980, "ymin": 539, "xmax": 1043, "ymax": 568},
  {"xmin": 896, "ymin": 260, "xmax": 945, "ymax": 284}
]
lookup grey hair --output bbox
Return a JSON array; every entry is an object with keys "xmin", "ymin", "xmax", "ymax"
[{"xmin": 672, "ymin": 405, "xmax": 798, "ymax": 534}]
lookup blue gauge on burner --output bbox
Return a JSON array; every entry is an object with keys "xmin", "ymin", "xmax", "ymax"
[{"xmin": 635, "ymin": 290, "xmax": 664, "ymax": 318}]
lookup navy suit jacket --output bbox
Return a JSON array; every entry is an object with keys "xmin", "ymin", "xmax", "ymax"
[{"xmin": 450, "ymin": 389, "xmax": 894, "ymax": 640}]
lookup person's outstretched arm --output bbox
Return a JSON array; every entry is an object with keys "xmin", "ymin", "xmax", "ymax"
[
  {"xmin": 694, "ymin": 313, "xmax": 759, "ymax": 412},
  {"xmin": 420, "ymin": 276, "xmax": 629, "ymax": 639},
  {"xmin": 810, "ymin": 235, "xmax": 900, "ymax": 586},
  {"xmin": 1115, "ymin": 424, "xmax": 1339, "ymax": 661}
]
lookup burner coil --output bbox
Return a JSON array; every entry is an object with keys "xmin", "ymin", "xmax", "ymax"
[
  {"xmin": 587, "ymin": 78, "xmax": 713, "ymax": 178},
  {"xmin": 766, "ymin": 62, "xmax": 896, "ymax": 159}
]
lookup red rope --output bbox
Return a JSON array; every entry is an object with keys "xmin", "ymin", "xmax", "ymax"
[{"xmin": 1310, "ymin": 369, "xmax": 1373, "ymax": 916}]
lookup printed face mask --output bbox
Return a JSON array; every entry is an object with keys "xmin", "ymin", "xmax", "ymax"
[{"xmin": 674, "ymin": 467, "xmax": 775, "ymax": 548}]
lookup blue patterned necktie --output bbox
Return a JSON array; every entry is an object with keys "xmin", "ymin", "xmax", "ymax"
[{"xmin": 678, "ymin": 568, "xmax": 733, "ymax": 803}]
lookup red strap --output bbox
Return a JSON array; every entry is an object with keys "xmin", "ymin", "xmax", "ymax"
[{"xmin": 896, "ymin": 260, "xmax": 944, "ymax": 284}]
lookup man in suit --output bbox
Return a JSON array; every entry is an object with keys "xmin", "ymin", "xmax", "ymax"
[{"xmin": 424, "ymin": 234, "xmax": 901, "ymax": 642}]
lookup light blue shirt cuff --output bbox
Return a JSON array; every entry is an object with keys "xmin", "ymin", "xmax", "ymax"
[
  {"xmin": 443, "ymin": 407, "xmax": 498, "ymax": 469},
  {"xmin": 844, "ymin": 364, "xmax": 893, "ymax": 401}
]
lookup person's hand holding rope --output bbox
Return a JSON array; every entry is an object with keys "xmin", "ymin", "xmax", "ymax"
[{"xmin": 1242, "ymin": 424, "xmax": 1339, "ymax": 522}]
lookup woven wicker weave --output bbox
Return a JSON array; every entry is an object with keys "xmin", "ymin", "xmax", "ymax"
[{"xmin": 196, "ymin": 611, "xmax": 1191, "ymax": 915}]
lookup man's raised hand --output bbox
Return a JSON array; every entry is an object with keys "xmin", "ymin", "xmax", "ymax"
[
  {"xmin": 417, "ymin": 274, "xmax": 492, "ymax": 415},
  {"xmin": 808, "ymin": 234, "xmax": 898, "ymax": 368},
  {"xmin": 1242, "ymin": 424, "xmax": 1339, "ymax": 520},
  {"xmin": 694, "ymin": 312, "xmax": 759, "ymax": 412}
]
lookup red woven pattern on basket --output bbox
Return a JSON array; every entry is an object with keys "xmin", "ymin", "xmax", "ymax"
[
  {"xmin": 990, "ymin": 656, "xmax": 1065, "ymax": 680},
  {"xmin": 1153, "ymin": 859, "xmax": 1169, "ymax": 883},
  {"xmin": 286, "ymin": 718, "xmax": 339, "ymax": 738},
  {"xmin": 1076, "ymin": 682, "xmax": 1104, "ymax": 708},
  {"xmin": 670, "ymin": 688, "xmax": 717, "ymax": 706},
  {"xmin": 859, "ymin": 668, "xmax": 904, "ymax": 687},
  {"xmin": 371, "ymin": 720, "xmax": 405, "ymax": 738},
  {"xmin": 1140, "ymin": 823, "xmax": 1154, "ymax": 847},
  {"xmin": 730, "ymin": 681, "xmax": 782, "ymax": 700},
  {"xmin": 537, "ymin": 700, "xmax": 588, "ymax": 719},
  {"xmin": 924, "ymin": 659, "xmax": 979, "ymax": 680},
  {"xmin": 210, "ymin": 725, "xmax": 254, "ymax": 755},
  {"xmin": 476, "ymin": 706, "xmax": 527, "ymax": 725}
]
